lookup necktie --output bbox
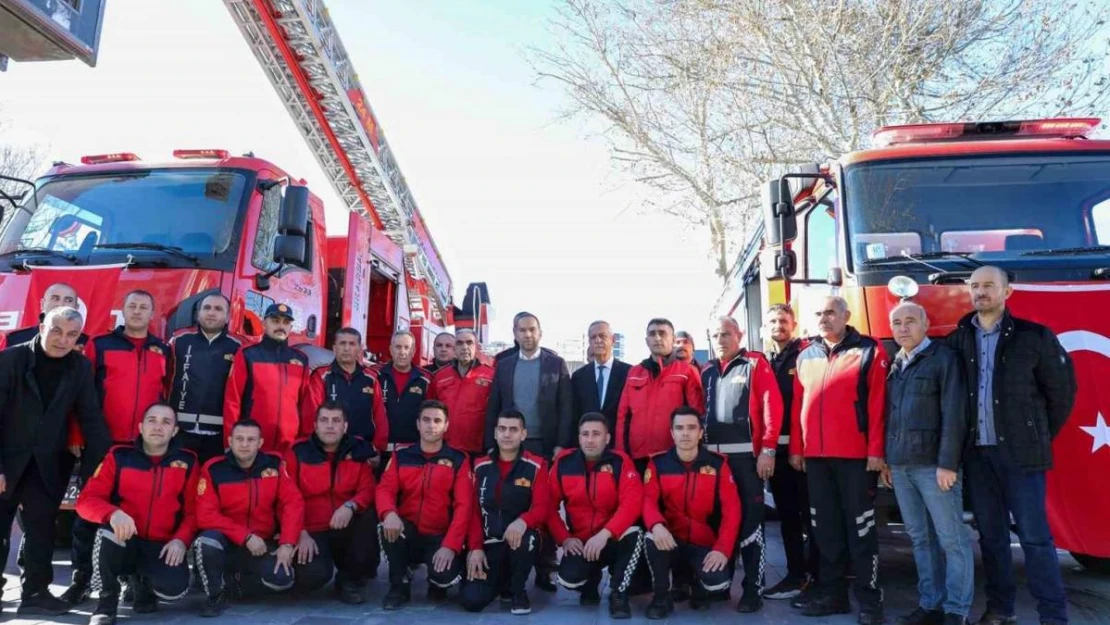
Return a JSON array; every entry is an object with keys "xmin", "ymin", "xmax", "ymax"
[{"xmin": 596, "ymin": 364, "xmax": 606, "ymax": 406}]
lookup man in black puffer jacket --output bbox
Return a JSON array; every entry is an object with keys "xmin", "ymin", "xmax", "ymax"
[{"xmin": 883, "ymin": 302, "xmax": 971, "ymax": 625}]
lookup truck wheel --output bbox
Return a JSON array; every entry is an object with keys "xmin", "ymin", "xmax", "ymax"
[{"xmin": 1071, "ymin": 552, "xmax": 1110, "ymax": 575}]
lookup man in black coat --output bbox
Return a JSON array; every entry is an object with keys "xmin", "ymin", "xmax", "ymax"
[
  {"xmin": 571, "ymin": 320, "xmax": 630, "ymax": 435},
  {"xmin": 0, "ymin": 307, "xmax": 110, "ymax": 616}
]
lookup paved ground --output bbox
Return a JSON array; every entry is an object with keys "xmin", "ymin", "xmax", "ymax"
[{"xmin": 2, "ymin": 521, "xmax": 1109, "ymax": 624}]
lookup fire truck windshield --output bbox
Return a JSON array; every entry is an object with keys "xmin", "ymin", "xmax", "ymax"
[
  {"xmin": 844, "ymin": 153, "xmax": 1110, "ymax": 274},
  {"xmin": 0, "ymin": 169, "xmax": 250, "ymax": 270}
]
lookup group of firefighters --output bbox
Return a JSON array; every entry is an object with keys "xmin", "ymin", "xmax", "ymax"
[{"xmin": 0, "ymin": 262, "xmax": 1076, "ymax": 625}]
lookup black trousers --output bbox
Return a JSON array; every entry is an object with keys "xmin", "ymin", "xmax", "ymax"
[
  {"xmin": 0, "ymin": 460, "xmax": 67, "ymax": 597},
  {"xmin": 193, "ymin": 530, "xmax": 294, "ymax": 597},
  {"xmin": 645, "ymin": 535, "xmax": 732, "ymax": 594},
  {"xmin": 459, "ymin": 530, "xmax": 539, "ymax": 611},
  {"xmin": 92, "ymin": 530, "xmax": 189, "ymax": 602},
  {"xmin": 726, "ymin": 453, "xmax": 767, "ymax": 596},
  {"xmin": 806, "ymin": 458, "xmax": 881, "ymax": 609},
  {"xmin": 179, "ymin": 432, "xmax": 225, "ymax": 464},
  {"xmin": 293, "ymin": 509, "xmax": 380, "ymax": 592},
  {"xmin": 769, "ymin": 450, "xmax": 819, "ymax": 579},
  {"xmin": 556, "ymin": 527, "xmax": 643, "ymax": 594},
  {"xmin": 521, "ymin": 440, "xmax": 557, "ymax": 578},
  {"xmin": 379, "ymin": 520, "xmax": 463, "ymax": 588}
]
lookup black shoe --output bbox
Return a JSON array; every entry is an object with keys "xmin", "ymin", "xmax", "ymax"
[
  {"xmin": 944, "ymin": 615, "xmax": 969, "ymax": 625},
  {"xmin": 499, "ymin": 590, "xmax": 513, "ymax": 607},
  {"xmin": 580, "ymin": 585, "xmax": 601, "ymax": 606},
  {"xmin": 510, "ymin": 592, "xmax": 532, "ymax": 615},
  {"xmin": 200, "ymin": 591, "xmax": 228, "ymax": 618},
  {"xmin": 860, "ymin": 608, "xmax": 886, "ymax": 625},
  {"xmin": 338, "ymin": 583, "xmax": 365, "ymax": 605},
  {"xmin": 609, "ymin": 591, "xmax": 632, "ymax": 619},
  {"xmin": 645, "ymin": 594, "xmax": 674, "ymax": 620},
  {"xmin": 61, "ymin": 578, "xmax": 91, "ymax": 606},
  {"xmin": 764, "ymin": 574, "xmax": 807, "ymax": 600},
  {"xmin": 898, "ymin": 607, "xmax": 944, "ymax": 625},
  {"xmin": 736, "ymin": 589, "xmax": 763, "ymax": 613},
  {"xmin": 670, "ymin": 583, "xmax": 691, "ymax": 603},
  {"xmin": 17, "ymin": 591, "xmax": 72, "ymax": 616},
  {"xmin": 132, "ymin": 578, "xmax": 158, "ymax": 614},
  {"xmin": 382, "ymin": 584, "xmax": 411, "ymax": 611},
  {"xmin": 121, "ymin": 576, "xmax": 134, "ymax": 604},
  {"xmin": 790, "ymin": 581, "xmax": 819, "ymax": 609},
  {"xmin": 89, "ymin": 613, "xmax": 117, "ymax": 625},
  {"xmin": 975, "ymin": 613, "xmax": 1017, "ymax": 625},
  {"xmin": 534, "ymin": 571, "xmax": 557, "ymax": 593},
  {"xmin": 801, "ymin": 594, "xmax": 852, "ymax": 617},
  {"xmin": 427, "ymin": 583, "xmax": 448, "ymax": 602}
]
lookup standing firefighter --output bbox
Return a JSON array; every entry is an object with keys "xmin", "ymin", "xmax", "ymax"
[{"xmin": 301, "ymin": 327, "xmax": 388, "ymax": 451}]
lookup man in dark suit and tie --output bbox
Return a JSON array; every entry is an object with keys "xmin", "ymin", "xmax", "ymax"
[{"xmin": 571, "ymin": 320, "xmax": 631, "ymax": 435}]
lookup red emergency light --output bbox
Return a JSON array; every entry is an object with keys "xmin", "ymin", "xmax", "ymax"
[
  {"xmin": 871, "ymin": 117, "xmax": 1102, "ymax": 148},
  {"xmin": 79, "ymin": 152, "xmax": 141, "ymax": 165},
  {"xmin": 172, "ymin": 149, "xmax": 230, "ymax": 160}
]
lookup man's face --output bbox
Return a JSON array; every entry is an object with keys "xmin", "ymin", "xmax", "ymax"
[
  {"xmin": 968, "ymin": 267, "xmax": 1011, "ymax": 314},
  {"xmin": 418, "ymin": 408, "xmax": 448, "ymax": 443},
  {"xmin": 434, "ymin": 333, "xmax": 456, "ymax": 362},
  {"xmin": 646, "ymin": 323, "xmax": 674, "ymax": 358},
  {"xmin": 333, "ymin": 333, "xmax": 361, "ymax": 366},
  {"xmin": 815, "ymin": 298, "xmax": 850, "ymax": 341},
  {"xmin": 39, "ymin": 316, "xmax": 83, "ymax": 358},
  {"xmin": 891, "ymin": 307, "xmax": 928, "ymax": 351},
  {"xmin": 314, "ymin": 408, "xmax": 348, "ymax": 446},
  {"xmin": 197, "ymin": 295, "xmax": 229, "ymax": 333},
  {"xmin": 514, "ymin": 316, "xmax": 541, "ymax": 354},
  {"xmin": 390, "ymin": 334, "xmax": 415, "ymax": 368},
  {"xmin": 495, "ymin": 417, "xmax": 526, "ymax": 454},
  {"xmin": 229, "ymin": 426, "xmax": 263, "ymax": 463},
  {"xmin": 675, "ymin": 335, "xmax": 694, "ymax": 361},
  {"xmin": 578, "ymin": 422, "xmax": 610, "ymax": 459},
  {"xmin": 671, "ymin": 414, "xmax": 702, "ymax": 452},
  {"xmin": 710, "ymin": 322, "xmax": 742, "ymax": 362},
  {"xmin": 123, "ymin": 294, "xmax": 154, "ymax": 334},
  {"xmin": 42, "ymin": 284, "xmax": 78, "ymax": 313},
  {"xmin": 766, "ymin": 311, "xmax": 796, "ymax": 344},
  {"xmin": 140, "ymin": 405, "xmax": 178, "ymax": 447},
  {"xmin": 264, "ymin": 316, "xmax": 292, "ymax": 341},
  {"xmin": 588, "ymin": 323, "xmax": 614, "ymax": 361},
  {"xmin": 454, "ymin": 332, "xmax": 477, "ymax": 364}
]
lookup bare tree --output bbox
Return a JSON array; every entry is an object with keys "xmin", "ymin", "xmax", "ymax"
[
  {"xmin": 533, "ymin": 0, "xmax": 1110, "ymax": 279},
  {"xmin": 0, "ymin": 103, "xmax": 46, "ymax": 207}
]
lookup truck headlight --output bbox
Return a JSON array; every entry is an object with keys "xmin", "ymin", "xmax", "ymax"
[{"xmin": 888, "ymin": 275, "xmax": 919, "ymax": 299}]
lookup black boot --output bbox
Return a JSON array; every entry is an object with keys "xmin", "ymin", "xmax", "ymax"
[
  {"xmin": 645, "ymin": 594, "xmax": 674, "ymax": 619},
  {"xmin": 131, "ymin": 576, "xmax": 158, "ymax": 614},
  {"xmin": 580, "ymin": 583, "xmax": 601, "ymax": 606},
  {"xmin": 17, "ymin": 590, "xmax": 71, "ymax": 616},
  {"xmin": 801, "ymin": 593, "xmax": 852, "ymax": 617},
  {"xmin": 382, "ymin": 583, "xmax": 411, "ymax": 610},
  {"xmin": 60, "ymin": 570, "xmax": 92, "ymax": 606},
  {"xmin": 609, "ymin": 590, "xmax": 632, "ymax": 619},
  {"xmin": 89, "ymin": 594, "xmax": 119, "ymax": 625},
  {"xmin": 200, "ymin": 590, "xmax": 228, "ymax": 618}
]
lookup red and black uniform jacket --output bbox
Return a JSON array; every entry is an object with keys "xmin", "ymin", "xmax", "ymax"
[
  {"xmin": 616, "ymin": 356, "xmax": 705, "ymax": 459},
  {"xmin": 76, "ymin": 438, "xmax": 200, "ymax": 543},
  {"xmin": 77, "ymin": 328, "xmax": 169, "ymax": 446},
  {"xmin": 427, "ymin": 361, "xmax": 495, "ymax": 454},
  {"xmin": 301, "ymin": 362, "xmax": 388, "ymax": 451},
  {"xmin": 377, "ymin": 363, "xmax": 432, "ymax": 448},
  {"xmin": 790, "ymin": 326, "xmax": 887, "ymax": 460},
  {"xmin": 548, "ymin": 448, "xmax": 642, "ymax": 544},
  {"xmin": 702, "ymin": 351, "xmax": 784, "ymax": 456},
  {"xmin": 196, "ymin": 451, "xmax": 304, "ymax": 546},
  {"xmin": 285, "ymin": 434, "xmax": 377, "ymax": 533},
  {"xmin": 375, "ymin": 443, "xmax": 473, "ymax": 552},
  {"xmin": 642, "ymin": 447, "xmax": 741, "ymax": 556},
  {"xmin": 168, "ymin": 327, "xmax": 248, "ymax": 437},
  {"xmin": 223, "ymin": 336, "xmax": 310, "ymax": 452},
  {"xmin": 467, "ymin": 450, "xmax": 549, "ymax": 549}
]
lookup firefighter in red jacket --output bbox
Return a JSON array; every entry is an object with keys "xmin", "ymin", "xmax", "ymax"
[
  {"xmin": 427, "ymin": 329, "xmax": 494, "ymax": 455},
  {"xmin": 549, "ymin": 413, "xmax": 643, "ymax": 620},
  {"xmin": 65, "ymin": 289, "xmax": 169, "ymax": 606},
  {"xmin": 194, "ymin": 419, "xmax": 304, "ymax": 617},
  {"xmin": 460, "ymin": 409, "xmax": 550, "ymax": 615},
  {"xmin": 77, "ymin": 403, "xmax": 199, "ymax": 625},
  {"xmin": 701, "ymin": 316, "xmax": 784, "ymax": 612},
  {"xmin": 286, "ymin": 401, "xmax": 379, "ymax": 604},
  {"xmin": 615, "ymin": 318, "xmax": 704, "ymax": 465},
  {"xmin": 300, "ymin": 327, "xmax": 388, "ymax": 451},
  {"xmin": 788, "ymin": 295, "xmax": 887, "ymax": 624},
  {"xmin": 223, "ymin": 303, "xmax": 309, "ymax": 452},
  {"xmin": 376, "ymin": 399, "xmax": 474, "ymax": 610},
  {"xmin": 642, "ymin": 407, "xmax": 742, "ymax": 619}
]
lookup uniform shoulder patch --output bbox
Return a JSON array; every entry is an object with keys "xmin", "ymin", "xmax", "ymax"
[
  {"xmin": 362, "ymin": 386, "xmax": 374, "ymax": 394},
  {"xmin": 643, "ymin": 468, "xmax": 652, "ymax": 483},
  {"xmin": 197, "ymin": 478, "xmax": 207, "ymax": 495},
  {"xmin": 514, "ymin": 477, "xmax": 532, "ymax": 487},
  {"xmin": 598, "ymin": 463, "xmax": 613, "ymax": 474},
  {"xmin": 169, "ymin": 459, "xmax": 188, "ymax": 469},
  {"xmin": 475, "ymin": 377, "xmax": 491, "ymax": 387},
  {"xmin": 289, "ymin": 358, "xmax": 302, "ymax": 366},
  {"xmin": 261, "ymin": 467, "xmax": 279, "ymax": 478},
  {"xmin": 699, "ymin": 465, "xmax": 718, "ymax": 476},
  {"xmin": 437, "ymin": 458, "xmax": 454, "ymax": 468},
  {"xmin": 224, "ymin": 353, "xmax": 234, "ymax": 361},
  {"xmin": 409, "ymin": 386, "xmax": 424, "ymax": 394},
  {"xmin": 148, "ymin": 345, "xmax": 163, "ymax": 355}
]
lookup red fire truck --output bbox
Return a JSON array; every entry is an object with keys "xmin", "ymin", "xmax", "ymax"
[{"xmin": 715, "ymin": 117, "xmax": 1110, "ymax": 572}]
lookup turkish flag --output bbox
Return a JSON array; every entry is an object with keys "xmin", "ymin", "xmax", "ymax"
[
  {"xmin": 25, "ymin": 265, "xmax": 126, "ymax": 336},
  {"xmin": 1010, "ymin": 284, "xmax": 1110, "ymax": 558}
]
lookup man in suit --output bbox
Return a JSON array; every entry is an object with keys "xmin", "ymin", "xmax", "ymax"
[
  {"xmin": 571, "ymin": 320, "xmax": 631, "ymax": 435},
  {"xmin": 0, "ymin": 307, "xmax": 111, "ymax": 616}
]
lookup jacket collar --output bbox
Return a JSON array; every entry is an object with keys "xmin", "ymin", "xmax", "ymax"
[
  {"xmin": 710, "ymin": 350, "xmax": 749, "ymax": 376},
  {"xmin": 818, "ymin": 326, "xmax": 863, "ymax": 355},
  {"xmin": 112, "ymin": 326, "xmax": 160, "ymax": 349},
  {"xmin": 643, "ymin": 354, "xmax": 678, "ymax": 377},
  {"xmin": 665, "ymin": 446, "xmax": 716, "ymax": 471},
  {"xmin": 957, "ymin": 308, "xmax": 1014, "ymax": 334}
]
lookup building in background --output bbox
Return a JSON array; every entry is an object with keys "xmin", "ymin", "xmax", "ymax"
[
  {"xmin": 483, "ymin": 340, "xmax": 511, "ymax": 358},
  {"xmin": 613, "ymin": 332, "xmax": 626, "ymax": 360}
]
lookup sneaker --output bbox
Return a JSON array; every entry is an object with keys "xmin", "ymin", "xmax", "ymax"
[
  {"xmin": 580, "ymin": 584, "xmax": 601, "ymax": 606},
  {"xmin": 427, "ymin": 584, "xmax": 448, "ymax": 602},
  {"xmin": 689, "ymin": 585, "xmax": 710, "ymax": 611},
  {"xmin": 790, "ymin": 580, "xmax": 819, "ymax": 609},
  {"xmin": 131, "ymin": 578, "xmax": 158, "ymax": 614},
  {"xmin": 382, "ymin": 584, "xmax": 411, "ymax": 611},
  {"xmin": 499, "ymin": 590, "xmax": 513, "ymax": 607},
  {"xmin": 944, "ymin": 615, "xmax": 969, "ymax": 625},
  {"xmin": 17, "ymin": 591, "xmax": 72, "ymax": 616},
  {"xmin": 764, "ymin": 574, "xmax": 808, "ymax": 600},
  {"xmin": 897, "ymin": 607, "xmax": 944, "ymax": 625},
  {"xmin": 859, "ymin": 607, "xmax": 886, "ymax": 625},
  {"xmin": 670, "ymin": 583, "xmax": 691, "ymax": 603},
  {"xmin": 338, "ymin": 583, "xmax": 365, "ymax": 605},
  {"xmin": 200, "ymin": 591, "xmax": 228, "ymax": 618},
  {"xmin": 609, "ymin": 590, "xmax": 632, "ymax": 619},
  {"xmin": 510, "ymin": 593, "xmax": 532, "ymax": 615},
  {"xmin": 534, "ymin": 571, "xmax": 557, "ymax": 593},
  {"xmin": 645, "ymin": 594, "xmax": 674, "ymax": 620},
  {"xmin": 736, "ymin": 589, "xmax": 764, "ymax": 613},
  {"xmin": 89, "ymin": 613, "xmax": 116, "ymax": 625},
  {"xmin": 975, "ymin": 613, "xmax": 1017, "ymax": 625},
  {"xmin": 60, "ymin": 577, "xmax": 91, "ymax": 606},
  {"xmin": 800, "ymin": 594, "xmax": 852, "ymax": 617}
]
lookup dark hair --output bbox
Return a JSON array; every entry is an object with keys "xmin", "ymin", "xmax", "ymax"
[
  {"xmin": 670, "ymin": 406, "xmax": 703, "ymax": 426},
  {"xmin": 578, "ymin": 412, "xmax": 609, "ymax": 431},
  {"xmin": 316, "ymin": 400, "xmax": 348, "ymax": 422},
  {"xmin": 675, "ymin": 330, "xmax": 694, "ymax": 341},
  {"xmin": 497, "ymin": 408, "xmax": 526, "ymax": 428},
  {"xmin": 199, "ymin": 292, "xmax": 231, "ymax": 308},
  {"xmin": 419, "ymin": 399, "xmax": 449, "ymax": 420},
  {"xmin": 125, "ymin": 289, "xmax": 155, "ymax": 306},
  {"xmin": 646, "ymin": 317, "xmax": 674, "ymax": 333},
  {"xmin": 513, "ymin": 311, "xmax": 540, "ymax": 331},
  {"xmin": 335, "ymin": 327, "xmax": 362, "ymax": 342},
  {"xmin": 232, "ymin": 418, "xmax": 263, "ymax": 434},
  {"xmin": 143, "ymin": 402, "xmax": 177, "ymax": 426},
  {"xmin": 766, "ymin": 303, "xmax": 795, "ymax": 318}
]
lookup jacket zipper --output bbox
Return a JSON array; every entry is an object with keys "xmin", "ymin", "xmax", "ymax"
[
  {"xmin": 276, "ymin": 357, "xmax": 288, "ymax": 446},
  {"xmin": 819, "ymin": 349, "xmax": 834, "ymax": 456},
  {"xmin": 144, "ymin": 463, "xmax": 161, "ymax": 537},
  {"xmin": 131, "ymin": 345, "xmax": 144, "ymax": 440},
  {"xmin": 587, "ymin": 465, "xmax": 597, "ymax": 536},
  {"xmin": 683, "ymin": 469, "xmax": 694, "ymax": 543},
  {"xmin": 245, "ymin": 471, "xmax": 255, "ymax": 534},
  {"xmin": 415, "ymin": 460, "xmax": 432, "ymax": 530}
]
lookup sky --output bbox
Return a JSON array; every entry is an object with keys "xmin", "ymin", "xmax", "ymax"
[{"xmin": 0, "ymin": 0, "xmax": 725, "ymax": 361}]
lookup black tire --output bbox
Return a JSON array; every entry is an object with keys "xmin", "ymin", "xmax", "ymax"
[{"xmin": 1071, "ymin": 552, "xmax": 1110, "ymax": 575}]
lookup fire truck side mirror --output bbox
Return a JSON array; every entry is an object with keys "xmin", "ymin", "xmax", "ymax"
[
  {"xmin": 766, "ymin": 248, "xmax": 796, "ymax": 279},
  {"xmin": 273, "ymin": 234, "xmax": 306, "ymax": 266},
  {"xmin": 763, "ymin": 177, "xmax": 797, "ymax": 245},
  {"xmin": 280, "ymin": 186, "xmax": 310, "ymax": 236}
]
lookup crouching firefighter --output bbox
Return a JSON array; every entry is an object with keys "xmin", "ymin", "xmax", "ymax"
[
  {"xmin": 460, "ymin": 409, "xmax": 550, "ymax": 615},
  {"xmin": 286, "ymin": 402, "xmax": 380, "ymax": 604},
  {"xmin": 642, "ymin": 407, "xmax": 742, "ymax": 619},
  {"xmin": 76, "ymin": 404, "xmax": 200, "ymax": 625},
  {"xmin": 549, "ymin": 413, "xmax": 644, "ymax": 619},
  {"xmin": 193, "ymin": 419, "xmax": 304, "ymax": 617}
]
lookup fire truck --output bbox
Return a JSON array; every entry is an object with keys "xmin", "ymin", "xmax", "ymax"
[{"xmin": 715, "ymin": 117, "xmax": 1110, "ymax": 573}]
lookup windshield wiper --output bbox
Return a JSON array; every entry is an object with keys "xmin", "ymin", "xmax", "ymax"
[
  {"xmin": 861, "ymin": 251, "xmax": 984, "ymax": 268},
  {"xmin": 95, "ymin": 242, "xmax": 200, "ymax": 265},
  {"xmin": 0, "ymin": 247, "xmax": 78, "ymax": 263},
  {"xmin": 1020, "ymin": 245, "xmax": 1110, "ymax": 257}
]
